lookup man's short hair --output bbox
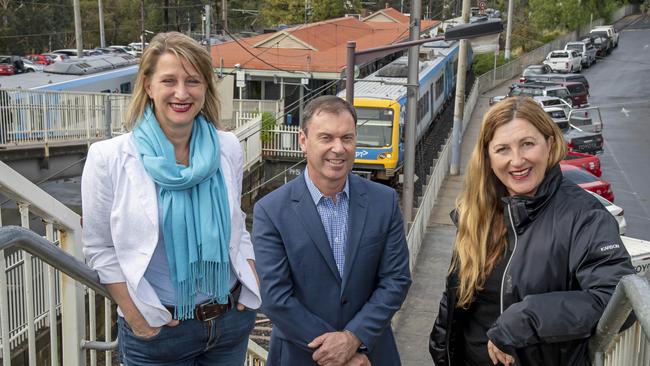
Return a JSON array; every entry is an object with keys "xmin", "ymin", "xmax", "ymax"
[{"xmin": 301, "ymin": 95, "xmax": 357, "ymax": 134}]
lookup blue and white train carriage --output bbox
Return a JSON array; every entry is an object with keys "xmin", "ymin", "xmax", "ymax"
[{"xmin": 339, "ymin": 40, "xmax": 471, "ymax": 181}]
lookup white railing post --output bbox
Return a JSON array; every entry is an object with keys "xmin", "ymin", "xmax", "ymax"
[
  {"xmin": 44, "ymin": 222, "xmax": 59, "ymax": 366},
  {"xmin": 0, "ymin": 247, "xmax": 11, "ymax": 366},
  {"xmin": 60, "ymin": 229, "xmax": 86, "ymax": 366},
  {"xmin": 18, "ymin": 203, "xmax": 37, "ymax": 366}
]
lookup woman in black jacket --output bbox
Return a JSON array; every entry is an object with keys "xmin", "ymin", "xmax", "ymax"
[{"xmin": 429, "ymin": 97, "xmax": 634, "ymax": 366}]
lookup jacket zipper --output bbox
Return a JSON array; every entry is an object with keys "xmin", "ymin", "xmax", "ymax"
[{"xmin": 500, "ymin": 203, "xmax": 518, "ymax": 314}]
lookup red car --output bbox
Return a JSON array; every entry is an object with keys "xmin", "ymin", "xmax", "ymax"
[
  {"xmin": 25, "ymin": 54, "xmax": 54, "ymax": 65},
  {"xmin": 0, "ymin": 63, "xmax": 14, "ymax": 75},
  {"xmin": 560, "ymin": 164, "xmax": 614, "ymax": 202},
  {"xmin": 561, "ymin": 151, "xmax": 601, "ymax": 177}
]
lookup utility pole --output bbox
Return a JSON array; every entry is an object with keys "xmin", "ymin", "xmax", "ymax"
[
  {"xmin": 205, "ymin": 4, "xmax": 211, "ymax": 54},
  {"xmin": 140, "ymin": 0, "xmax": 145, "ymax": 51},
  {"xmin": 222, "ymin": 0, "xmax": 228, "ymax": 36},
  {"xmin": 449, "ymin": 0, "xmax": 470, "ymax": 175},
  {"xmin": 403, "ymin": 0, "xmax": 422, "ymax": 227},
  {"xmin": 98, "ymin": 0, "xmax": 106, "ymax": 48},
  {"xmin": 73, "ymin": 0, "xmax": 83, "ymax": 57},
  {"xmin": 505, "ymin": 0, "xmax": 514, "ymax": 60}
]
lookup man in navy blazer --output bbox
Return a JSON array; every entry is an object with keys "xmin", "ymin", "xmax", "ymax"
[{"xmin": 253, "ymin": 96, "xmax": 411, "ymax": 366}]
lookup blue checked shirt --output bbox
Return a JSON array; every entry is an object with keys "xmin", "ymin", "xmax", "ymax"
[{"xmin": 304, "ymin": 168, "xmax": 350, "ymax": 277}]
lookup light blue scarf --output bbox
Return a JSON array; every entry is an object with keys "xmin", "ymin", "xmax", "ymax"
[{"xmin": 133, "ymin": 106, "xmax": 231, "ymax": 320}]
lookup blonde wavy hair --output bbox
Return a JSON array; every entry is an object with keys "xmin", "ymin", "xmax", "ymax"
[
  {"xmin": 452, "ymin": 96, "xmax": 566, "ymax": 308},
  {"xmin": 125, "ymin": 31, "xmax": 221, "ymax": 130}
]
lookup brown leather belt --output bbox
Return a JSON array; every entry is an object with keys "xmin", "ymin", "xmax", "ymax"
[{"xmin": 165, "ymin": 281, "xmax": 242, "ymax": 322}]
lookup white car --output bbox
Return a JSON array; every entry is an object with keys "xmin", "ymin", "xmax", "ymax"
[
  {"xmin": 587, "ymin": 190, "xmax": 626, "ymax": 235},
  {"xmin": 108, "ymin": 45, "xmax": 138, "ymax": 57},
  {"xmin": 543, "ymin": 50, "xmax": 582, "ymax": 73},
  {"xmin": 564, "ymin": 41, "xmax": 596, "ymax": 68},
  {"xmin": 592, "ymin": 25, "xmax": 619, "ymax": 47},
  {"xmin": 21, "ymin": 59, "xmax": 43, "ymax": 72}
]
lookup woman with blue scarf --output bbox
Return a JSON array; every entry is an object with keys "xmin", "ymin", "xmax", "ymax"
[{"xmin": 82, "ymin": 32, "xmax": 261, "ymax": 365}]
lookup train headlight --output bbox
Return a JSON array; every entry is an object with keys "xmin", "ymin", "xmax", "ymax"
[{"xmin": 378, "ymin": 153, "xmax": 392, "ymax": 159}]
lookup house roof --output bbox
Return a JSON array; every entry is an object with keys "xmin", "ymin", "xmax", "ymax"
[{"xmin": 211, "ymin": 8, "xmax": 439, "ymax": 77}]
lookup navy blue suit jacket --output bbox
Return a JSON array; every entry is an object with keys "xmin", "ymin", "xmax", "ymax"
[{"xmin": 252, "ymin": 173, "xmax": 411, "ymax": 365}]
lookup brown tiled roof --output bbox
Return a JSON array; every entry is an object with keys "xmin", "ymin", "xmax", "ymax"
[{"xmin": 211, "ymin": 9, "xmax": 439, "ymax": 75}]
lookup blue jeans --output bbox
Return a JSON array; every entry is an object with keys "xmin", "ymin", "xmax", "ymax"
[{"xmin": 117, "ymin": 308, "xmax": 256, "ymax": 366}]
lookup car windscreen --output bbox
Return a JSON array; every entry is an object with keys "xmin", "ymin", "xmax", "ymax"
[
  {"xmin": 563, "ymin": 168, "xmax": 598, "ymax": 184},
  {"xmin": 591, "ymin": 31, "xmax": 608, "ymax": 38},
  {"xmin": 567, "ymin": 84, "xmax": 585, "ymax": 94},
  {"xmin": 550, "ymin": 52, "xmax": 569, "ymax": 58},
  {"xmin": 547, "ymin": 89, "xmax": 570, "ymax": 99},
  {"xmin": 567, "ymin": 76, "xmax": 588, "ymax": 86},
  {"xmin": 566, "ymin": 44, "xmax": 582, "ymax": 52},
  {"xmin": 546, "ymin": 110, "xmax": 566, "ymax": 119}
]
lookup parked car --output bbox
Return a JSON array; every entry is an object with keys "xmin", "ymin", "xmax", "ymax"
[
  {"xmin": 560, "ymin": 164, "xmax": 614, "ymax": 202},
  {"xmin": 585, "ymin": 190, "xmax": 626, "ymax": 235},
  {"xmin": 526, "ymin": 73, "xmax": 590, "ymax": 93},
  {"xmin": 0, "ymin": 55, "xmax": 25, "ymax": 73},
  {"xmin": 489, "ymin": 82, "xmax": 572, "ymax": 106},
  {"xmin": 24, "ymin": 53, "xmax": 54, "ymax": 66},
  {"xmin": 564, "ymin": 41, "xmax": 596, "ymax": 68},
  {"xmin": 544, "ymin": 106, "xmax": 603, "ymax": 155},
  {"xmin": 519, "ymin": 64, "xmax": 553, "ymax": 83},
  {"xmin": 591, "ymin": 34, "xmax": 612, "ymax": 56},
  {"xmin": 592, "ymin": 26, "xmax": 619, "ymax": 47},
  {"xmin": 108, "ymin": 45, "xmax": 137, "ymax": 56},
  {"xmin": 0, "ymin": 63, "xmax": 14, "ymax": 75},
  {"xmin": 51, "ymin": 49, "xmax": 100, "ymax": 58},
  {"xmin": 44, "ymin": 53, "xmax": 70, "ymax": 63},
  {"xmin": 562, "ymin": 151, "xmax": 601, "ymax": 177},
  {"xmin": 553, "ymin": 80, "xmax": 589, "ymax": 107},
  {"xmin": 543, "ymin": 50, "xmax": 582, "ymax": 73},
  {"xmin": 21, "ymin": 59, "xmax": 43, "ymax": 72},
  {"xmin": 509, "ymin": 82, "xmax": 573, "ymax": 104}
]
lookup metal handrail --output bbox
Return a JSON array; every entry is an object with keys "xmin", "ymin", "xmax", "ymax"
[
  {"xmin": 589, "ymin": 273, "xmax": 650, "ymax": 365},
  {"xmin": 0, "ymin": 225, "xmax": 118, "ymax": 351}
]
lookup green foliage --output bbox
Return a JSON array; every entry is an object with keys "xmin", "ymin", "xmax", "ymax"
[
  {"xmin": 472, "ymin": 51, "xmax": 509, "ymax": 76},
  {"xmin": 261, "ymin": 0, "xmax": 362, "ymax": 27},
  {"xmin": 261, "ymin": 111, "xmax": 276, "ymax": 143},
  {"xmin": 260, "ymin": 0, "xmax": 305, "ymax": 27}
]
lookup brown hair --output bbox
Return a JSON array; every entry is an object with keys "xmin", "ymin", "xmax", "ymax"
[{"xmin": 452, "ymin": 96, "xmax": 566, "ymax": 308}]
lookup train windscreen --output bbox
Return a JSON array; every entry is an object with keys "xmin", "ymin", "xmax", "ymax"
[{"xmin": 355, "ymin": 107, "xmax": 394, "ymax": 147}]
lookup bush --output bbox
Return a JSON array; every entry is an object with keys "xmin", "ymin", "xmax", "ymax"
[
  {"xmin": 261, "ymin": 112, "xmax": 276, "ymax": 143},
  {"xmin": 472, "ymin": 51, "xmax": 510, "ymax": 76}
]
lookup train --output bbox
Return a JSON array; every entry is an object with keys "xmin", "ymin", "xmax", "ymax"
[
  {"xmin": 339, "ymin": 39, "xmax": 472, "ymax": 181},
  {"xmin": 0, "ymin": 54, "xmax": 138, "ymax": 93}
]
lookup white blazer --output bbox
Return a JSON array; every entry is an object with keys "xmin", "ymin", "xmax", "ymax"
[{"xmin": 81, "ymin": 131, "xmax": 261, "ymax": 327}]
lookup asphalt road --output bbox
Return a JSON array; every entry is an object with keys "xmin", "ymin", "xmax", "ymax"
[{"xmin": 584, "ymin": 14, "xmax": 650, "ymax": 240}]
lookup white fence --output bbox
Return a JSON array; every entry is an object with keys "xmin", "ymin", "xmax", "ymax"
[
  {"xmin": 261, "ymin": 124, "xmax": 302, "ymax": 159},
  {"xmin": 236, "ymin": 114, "xmax": 263, "ymax": 172},
  {"xmin": 229, "ymin": 99, "xmax": 284, "ymax": 129},
  {"xmin": 0, "ymin": 89, "xmax": 131, "ymax": 148}
]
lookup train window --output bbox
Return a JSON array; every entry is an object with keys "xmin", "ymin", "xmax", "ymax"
[
  {"xmin": 120, "ymin": 82, "xmax": 131, "ymax": 94},
  {"xmin": 435, "ymin": 77, "xmax": 444, "ymax": 100},
  {"xmin": 417, "ymin": 91, "xmax": 430, "ymax": 121},
  {"xmin": 356, "ymin": 107, "xmax": 394, "ymax": 148}
]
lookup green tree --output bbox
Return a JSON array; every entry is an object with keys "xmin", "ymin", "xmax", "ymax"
[{"xmin": 261, "ymin": 0, "xmax": 305, "ymax": 27}]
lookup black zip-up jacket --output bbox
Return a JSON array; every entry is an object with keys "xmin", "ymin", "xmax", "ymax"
[{"xmin": 429, "ymin": 165, "xmax": 634, "ymax": 365}]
